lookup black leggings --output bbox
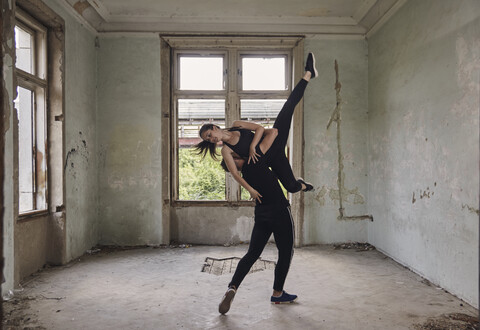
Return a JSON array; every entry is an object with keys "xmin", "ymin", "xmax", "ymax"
[
  {"xmin": 267, "ymin": 79, "xmax": 309, "ymax": 193},
  {"xmin": 229, "ymin": 206, "xmax": 295, "ymax": 292}
]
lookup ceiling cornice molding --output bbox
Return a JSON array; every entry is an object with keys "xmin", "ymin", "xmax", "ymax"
[
  {"xmin": 93, "ymin": 22, "xmax": 367, "ymax": 35},
  {"xmin": 352, "ymin": 0, "xmax": 378, "ymax": 24},
  {"xmin": 365, "ymin": 0, "xmax": 407, "ymax": 38},
  {"xmin": 58, "ymin": 0, "xmax": 406, "ymax": 37},
  {"xmin": 86, "ymin": 0, "xmax": 111, "ymax": 22},
  {"xmin": 57, "ymin": 0, "xmax": 98, "ymax": 34},
  {"xmin": 106, "ymin": 15, "xmax": 358, "ymax": 26}
]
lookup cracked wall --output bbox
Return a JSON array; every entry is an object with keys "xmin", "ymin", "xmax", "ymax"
[
  {"xmin": 368, "ymin": 0, "xmax": 479, "ymax": 307},
  {"xmin": 303, "ymin": 37, "xmax": 369, "ymax": 244}
]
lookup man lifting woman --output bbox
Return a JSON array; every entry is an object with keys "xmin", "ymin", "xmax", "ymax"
[{"xmin": 195, "ymin": 52, "xmax": 318, "ymax": 314}]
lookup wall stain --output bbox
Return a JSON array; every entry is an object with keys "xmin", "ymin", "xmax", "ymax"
[
  {"xmin": 412, "ymin": 182, "xmax": 436, "ymax": 204},
  {"xmin": 461, "ymin": 204, "xmax": 480, "ymax": 216}
]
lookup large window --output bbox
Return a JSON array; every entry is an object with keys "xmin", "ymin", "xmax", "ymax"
[
  {"xmin": 174, "ymin": 48, "xmax": 292, "ymax": 201},
  {"xmin": 14, "ymin": 9, "xmax": 48, "ymax": 214}
]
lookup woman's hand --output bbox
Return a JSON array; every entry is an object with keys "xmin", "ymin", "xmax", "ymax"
[
  {"xmin": 249, "ymin": 189, "xmax": 262, "ymax": 203},
  {"xmin": 248, "ymin": 146, "xmax": 260, "ymax": 164},
  {"xmin": 233, "ymin": 120, "xmax": 265, "ymax": 164}
]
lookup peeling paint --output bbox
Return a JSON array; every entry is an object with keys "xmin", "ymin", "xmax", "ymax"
[
  {"xmin": 65, "ymin": 131, "xmax": 90, "ymax": 181},
  {"xmin": 73, "ymin": 1, "xmax": 91, "ymax": 15},
  {"xmin": 2, "ymin": 0, "xmax": 15, "ymax": 134}
]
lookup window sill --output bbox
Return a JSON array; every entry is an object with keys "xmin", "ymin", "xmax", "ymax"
[
  {"xmin": 17, "ymin": 210, "xmax": 50, "ymax": 222},
  {"xmin": 173, "ymin": 200, "xmax": 255, "ymax": 208}
]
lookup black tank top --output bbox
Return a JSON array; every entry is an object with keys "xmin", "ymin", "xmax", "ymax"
[{"xmin": 223, "ymin": 128, "xmax": 254, "ymax": 157}]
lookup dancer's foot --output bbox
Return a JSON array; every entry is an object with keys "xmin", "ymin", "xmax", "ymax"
[
  {"xmin": 219, "ymin": 287, "xmax": 236, "ymax": 314},
  {"xmin": 298, "ymin": 178, "xmax": 315, "ymax": 192},
  {"xmin": 271, "ymin": 291, "xmax": 298, "ymax": 304},
  {"xmin": 305, "ymin": 52, "xmax": 318, "ymax": 78}
]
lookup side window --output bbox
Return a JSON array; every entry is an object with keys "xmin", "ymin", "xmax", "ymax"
[{"xmin": 14, "ymin": 11, "xmax": 48, "ymax": 214}]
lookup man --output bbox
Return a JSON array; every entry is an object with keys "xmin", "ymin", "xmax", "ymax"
[{"xmin": 218, "ymin": 129, "xmax": 298, "ymax": 314}]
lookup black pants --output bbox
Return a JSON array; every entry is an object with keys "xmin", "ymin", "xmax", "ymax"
[
  {"xmin": 229, "ymin": 206, "xmax": 295, "ymax": 292},
  {"xmin": 267, "ymin": 79, "xmax": 309, "ymax": 193}
]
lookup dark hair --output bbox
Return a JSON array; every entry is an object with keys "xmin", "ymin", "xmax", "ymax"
[{"xmin": 193, "ymin": 124, "xmax": 221, "ymax": 160}]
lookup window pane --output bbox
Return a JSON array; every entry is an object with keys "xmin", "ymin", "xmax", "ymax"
[
  {"xmin": 179, "ymin": 56, "xmax": 224, "ymax": 90},
  {"xmin": 178, "ymin": 99, "xmax": 226, "ymax": 200},
  {"xmin": 16, "ymin": 87, "xmax": 34, "ymax": 212},
  {"xmin": 15, "ymin": 26, "xmax": 33, "ymax": 74},
  {"xmin": 242, "ymin": 57, "xmax": 286, "ymax": 90},
  {"xmin": 35, "ymin": 87, "xmax": 47, "ymax": 210},
  {"xmin": 240, "ymin": 99, "xmax": 286, "ymax": 126}
]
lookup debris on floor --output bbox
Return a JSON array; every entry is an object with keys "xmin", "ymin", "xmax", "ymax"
[
  {"xmin": 2, "ymin": 295, "xmax": 44, "ymax": 330},
  {"xmin": 84, "ymin": 243, "xmax": 192, "ymax": 255},
  {"xmin": 413, "ymin": 313, "xmax": 479, "ymax": 330},
  {"xmin": 202, "ymin": 256, "xmax": 276, "ymax": 275},
  {"xmin": 333, "ymin": 242, "xmax": 376, "ymax": 251}
]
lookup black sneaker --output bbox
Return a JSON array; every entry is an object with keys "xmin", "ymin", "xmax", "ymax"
[
  {"xmin": 271, "ymin": 291, "xmax": 298, "ymax": 304},
  {"xmin": 218, "ymin": 287, "xmax": 236, "ymax": 314},
  {"xmin": 298, "ymin": 178, "xmax": 315, "ymax": 192},
  {"xmin": 305, "ymin": 52, "xmax": 318, "ymax": 78}
]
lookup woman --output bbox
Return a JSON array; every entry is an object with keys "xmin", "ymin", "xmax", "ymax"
[{"xmin": 195, "ymin": 53, "xmax": 318, "ymax": 202}]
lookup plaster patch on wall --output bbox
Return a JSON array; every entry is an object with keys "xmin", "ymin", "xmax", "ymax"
[
  {"xmin": 328, "ymin": 186, "xmax": 365, "ymax": 205},
  {"xmin": 230, "ymin": 215, "xmax": 253, "ymax": 244},
  {"xmin": 315, "ymin": 184, "xmax": 365, "ymax": 206}
]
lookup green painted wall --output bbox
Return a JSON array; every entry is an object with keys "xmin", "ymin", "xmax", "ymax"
[
  {"xmin": 368, "ymin": 0, "xmax": 479, "ymax": 307},
  {"xmin": 97, "ymin": 36, "xmax": 163, "ymax": 245}
]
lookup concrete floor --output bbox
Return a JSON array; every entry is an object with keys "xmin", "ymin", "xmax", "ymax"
[{"xmin": 3, "ymin": 244, "xmax": 478, "ymax": 330}]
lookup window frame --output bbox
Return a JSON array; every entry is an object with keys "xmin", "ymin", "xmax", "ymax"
[
  {"xmin": 14, "ymin": 8, "xmax": 49, "ymax": 218},
  {"xmin": 170, "ymin": 39, "xmax": 298, "ymax": 205}
]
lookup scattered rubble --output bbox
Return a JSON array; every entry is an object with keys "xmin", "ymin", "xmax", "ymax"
[
  {"xmin": 333, "ymin": 242, "xmax": 376, "ymax": 251},
  {"xmin": 413, "ymin": 313, "xmax": 479, "ymax": 330}
]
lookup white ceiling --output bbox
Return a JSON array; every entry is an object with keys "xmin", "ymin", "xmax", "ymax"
[{"xmin": 63, "ymin": 0, "xmax": 406, "ymax": 36}]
